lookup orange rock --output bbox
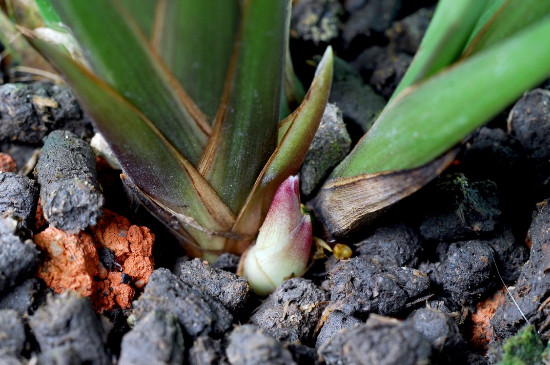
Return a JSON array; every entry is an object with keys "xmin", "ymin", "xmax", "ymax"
[
  {"xmin": 0, "ymin": 153, "xmax": 17, "ymax": 173},
  {"xmin": 128, "ymin": 225, "xmax": 154, "ymax": 256},
  {"xmin": 34, "ymin": 198, "xmax": 47, "ymax": 231},
  {"xmin": 34, "ymin": 228, "xmax": 99, "ymax": 297},
  {"xmin": 470, "ymin": 287, "xmax": 506, "ymax": 351},
  {"xmin": 91, "ymin": 209, "xmax": 131, "ymax": 261},
  {"xmin": 35, "ymin": 209, "xmax": 155, "ymax": 313},
  {"xmin": 92, "ymin": 272, "xmax": 135, "ymax": 312},
  {"xmin": 123, "ymin": 255, "xmax": 154, "ymax": 289}
]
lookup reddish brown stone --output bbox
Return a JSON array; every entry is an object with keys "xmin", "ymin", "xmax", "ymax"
[
  {"xmin": 34, "ymin": 198, "xmax": 47, "ymax": 231},
  {"xmin": 91, "ymin": 209, "xmax": 131, "ymax": 261},
  {"xmin": 0, "ymin": 153, "xmax": 17, "ymax": 173},
  {"xmin": 123, "ymin": 255, "xmax": 154, "ymax": 289},
  {"xmin": 470, "ymin": 288, "xmax": 506, "ymax": 351},
  {"xmin": 128, "ymin": 225, "xmax": 154, "ymax": 256},
  {"xmin": 34, "ymin": 227, "xmax": 99, "ymax": 297}
]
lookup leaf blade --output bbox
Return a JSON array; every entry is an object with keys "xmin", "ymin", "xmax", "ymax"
[
  {"xmin": 198, "ymin": 0, "xmax": 290, "ymax": 212},
  {"xmin": 49, "ymin": 0, "xmax": 210, "ymax": 164},
  {"xmin": 152, "ymin": 0, "xmax": 239, "ymax": 120}
]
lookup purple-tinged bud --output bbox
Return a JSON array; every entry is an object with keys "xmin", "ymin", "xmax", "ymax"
[{"xmin": 241, "ymin": 175, "xmax": 312, "ymax": 295}]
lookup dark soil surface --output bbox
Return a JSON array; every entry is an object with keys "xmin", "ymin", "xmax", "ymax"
[{"xmin": 1, "ymin": 1, "xmax": 550, "ymax": 364}]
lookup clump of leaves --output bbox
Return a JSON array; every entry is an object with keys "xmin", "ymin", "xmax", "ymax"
[
  {"xmin": 1, "ymin": 0, "xmax": 333, "ymax": 262},
  {"xmin": 313, "ymin": 0, "xmax": 550, "ymax": 236},
  {"xmin": 3, "ymin": 0, "xmax": 550, "ymax": 271}
]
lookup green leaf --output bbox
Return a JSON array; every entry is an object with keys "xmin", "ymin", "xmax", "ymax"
[
  {"xmin": 49, "ymin": 0, "xmax": 210, "ymax": 164},
  {"xmin": 334, "ymin": 15, "xmax": 550, "ymax": 178},
  {"xmin": 152, "ymin": 0, "xmax": 239, "ymax": 120},
  {"xmin": 27, "ymin": 35, "xmax": 236, "ymax": 259},
  {"xmin": 390, "ymin": 0, "xmax": 487, "ymax": 100},
  {"xmin": 118, "ymin": 0, "xmax": 157, "ymax": 38},
  {"xmin": 231, "ymin": 47, "xmax": 333, "ymax": 242},
  {"xmin": 198, "ymin": 0, "xmax": 290, "ymax": 213},
  {"xmin": 463, "ymin": 0, "xmax": 550, "ymax": 57}
]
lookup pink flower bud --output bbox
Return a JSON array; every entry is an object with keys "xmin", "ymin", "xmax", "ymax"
[{"xmin": 241, "ymin": 175, "xmax": 312, "ymax": 295}]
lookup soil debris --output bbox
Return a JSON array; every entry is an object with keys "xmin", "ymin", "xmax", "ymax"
[
  {"xmin": 174, "ymin": 258, "xmax": 249, "ymax": 312},
  {"xmin": 318, "ymin": 314, "xmax": 431, "ymax": 365},
  {"xmin": 226, "ymin": 324, "xmax": 296, "ymax": 365},
  {"xmin": 0, "ymin": 217, "xmax": 39, "ymax": 294},
  {"xmin": 118, "ymin": 311, "xmax": 184, "ymax": 365},
  {"xmin": 29, "ymin": 292, "xmax": 110, "ymax": 365},
  {"xmin": 0, "ymin": 172, "xmax": 39, "ymax": 229},
  {"xmin": 249, "ymin": 278, "xmax": 328, "ymax": 345},
  {"xmin": 328, "ymin": 256, "xmax": 430, "ymax": 317},
  {"xmin": 418, "ymin": 173, "xmax": 501, "ymax": 243},
  {"xmin": 470, "ymin": 287, "xmax": 506, "ymax": 351},
  {"xmin": 0, "ymin": 82, "xmax": 92, "ymax": 144},
  {"xmin": 132, "ymin": 268, "xmax": 233, "ymax": 338},
  {"xmin": 0, "ymin": 153, "xmax": 17, "ymax": 172},
  {"xmin": 35, "ymin": 130, "xmax": 104, "ymax": 233},
  {"xmin": 212, "ymin": 253, "xmax": 240, "ymax": 273}
]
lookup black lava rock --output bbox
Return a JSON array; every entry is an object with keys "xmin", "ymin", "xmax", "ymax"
[
  {"xmin": 342, "ymin": 0, "xmax": 402, "ymax": 51},
  {"xmin": 508, "ymin": 89, "xmax": 550, "ymax": 191},
  {"xmin": 328, "ymin": 256, "xmax": 430, "ymax": 317},
  {"xmin": 492, "ymin": 200, "xmax": 550, "ymax": 340},
  {"xmin": 419, "ymin": 173, "xmax": 501, "ymax": 243},
  {"xmin": 35, "ymin": 346, "xmax": 83, "ymax": 365},
  {"xmin": 318, "ymin": 315, "xmax": 431, "ymax": 365},
  {"xmin": 118, "ymin": 311, "xmax": 184, "ymax": 365},
  {"xmin": 212, "ymin": 253, "xmax": 240, "ymax": 273},
  {"xmin": 0, "ymin": 217, "xmax": 39, "ymax": 294},
  {"xmin": 0, "ymin": 82, "xmax": 92, "ymax": 144},
  {"xmin": 434, "ymin": 240, "xmax": 495, "ymax": 307},
  {"xmin": 409, "ymin": 307, "xmax": 464, "ymax": 354},
  {"xmin": 97, "ymin": 247, "xmax": 117, "ymax": 271},
  {"xmin": 355, "ymin": 222, "xmax": 422, "ymax": 267},
  {"xmin": 0, "ymin": 172, "xmax": 38, "ymax": 229},
  {"xmin": 249, "ymin": 278, "xmax": 328, "ymax": 345},
  {"xmin": 0, "ymin": 278, "xmax": 43, "ymax": 316},
  {"xmin": 352, "ymin": 45, "xmax": 412, "ymax": 99},
  {"xmin": 0, "ymin": 309, "xmax": 25, "ymax": 358},
  {"xmin": 290, "ymin": 0, "xmax": 342, "ymax": 46},
  {"xmin": 329, "ymin": 57, "xmax": 386, "ymax": 133},
  {"xmin": 386, "ymin": 7, "xmax": 433, "ymax": 54},
  {"xmin": 35, "ymin": 130, "xmax": 104, "ymax": 233},
  {"xmin": 132, "ymin": 268, "xmax": 233, "ymax": 338},
  {"xmin": 175, "ymin": 258, "xmax": 250, "ymax": 312},
  {"xmin": 315, "ymin": 310, "xmax": 362, "ymax": 349},
  {"xmin": 29, "ymin": 292, "xmax": 110, "ymax": 365},
  {"xmin": 189, "ymin": 336, "xmax": 228, "ymax": 365},
  {"xmin": 225, "ymin": 325, "xmax": 296, "ymax": 365}
]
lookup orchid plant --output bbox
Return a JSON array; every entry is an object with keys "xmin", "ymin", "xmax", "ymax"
[{"xmin": 1, "ymin": 0, "xmax": 550, "ymax": 294}]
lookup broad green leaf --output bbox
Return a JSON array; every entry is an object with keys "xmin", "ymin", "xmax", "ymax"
[
  {"xmin": 390, "ymin": 0, "xmax": 487, "ymax": 100},
  {"xmin": 152, "ymin": 0, "xmax": 239, "ymax": 120},
  {"xmin": 198, "ymin": 0, "xmax": 290, "ymax": 213},
  {"xmin": 118, "ymin": 0, "xmax": 156, "ymax": 38},
  {"xmin": 462, "ymin": 0, "xmax": 550, "ymax": 57},
  {"xmin": 333, "ymin": 15, "xmax": 550, "ymax": 179},
  {"xmin": 231, "ymin": 47, "xmax": 333, "ymax": 245},
  {"xmin": 48, "ymin": 0, "xmax": 210, "ymax": 164},
  {"xmin": 26, "ymin": 35, "xmax": 236, "ymax": 260}
]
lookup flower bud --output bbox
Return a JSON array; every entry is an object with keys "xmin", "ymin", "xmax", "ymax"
[{"xmin": 241, "ymin": 175, "xmax": 312, "ymax": 295}]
